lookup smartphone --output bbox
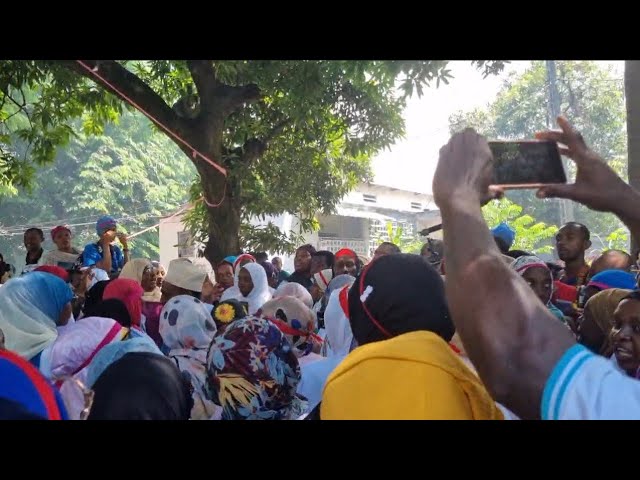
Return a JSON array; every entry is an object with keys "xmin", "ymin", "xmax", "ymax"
[{"xmin": 489, "ymin": 140, "xmax": 567, "ymax": 189}]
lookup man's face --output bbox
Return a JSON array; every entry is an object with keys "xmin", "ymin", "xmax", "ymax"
[
  {"xmin": 24, "ymin": 231, "xmax": 43, "ymax": 252},
  {"xmin": 272, "ymin": 257, "xmax": 283, "ymax": 271},
  {"xmin": 556, "ymin": 225, "xmax": 590, "ymax": 263},
  {"xmin": 335, "ymin": 255, "xmax": 358, "ymax": 277}
]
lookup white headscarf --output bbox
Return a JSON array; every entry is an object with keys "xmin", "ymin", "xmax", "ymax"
[
  {"xmin": 88, "ymin": 268, "xmax": 110, "ymax": 289},
  {"xmin": 323, "ymin": 286, "xmax": 355, "ymax": 358},
  {"xmin": 274, "ymin": 282, "xmax": 314, "ymax": 309},
  {"xmin": 219, "ymin": 254, "xmax": 257, "ymax": 304},
  {"xmin": 225, "ymin": 262, "xmax": 272, "ymax": 315},
  {"xmin": 296, "ymin": 285, "xmax": 356, "ymax": 410}
]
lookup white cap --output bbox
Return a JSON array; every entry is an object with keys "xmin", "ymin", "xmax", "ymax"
[{"xmin": 164, "ymin": 259, "xmax": 207, "ymax": 293}]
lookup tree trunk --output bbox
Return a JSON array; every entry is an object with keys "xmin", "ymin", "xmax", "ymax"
[
  {"xmin": 201, "ymin": 167, "xmax": 241, "ymax": 265},
  {"xmin": 186, "ymin": 118, "xmax": 242, "ymax": 266},
  {"xmin": 625, "ymin": 61, "xmax": 640, "ymax": 254}
]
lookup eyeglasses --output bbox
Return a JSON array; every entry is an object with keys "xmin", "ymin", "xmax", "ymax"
[{"xmin": 51, "ymin": 376, "xmax": 95, "ymax": 421}]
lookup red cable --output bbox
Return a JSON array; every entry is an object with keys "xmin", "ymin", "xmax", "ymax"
[{"xmin": 76, "ymin": 60, "xmax": 228, "ymax": 208}]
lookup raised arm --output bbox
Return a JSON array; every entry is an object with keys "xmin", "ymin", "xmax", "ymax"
[
  {"xmin": 432, "ymin": 128, "xmax": 575, "ymax": 419},
  {"xmin": 536, "ymin": 117, "xmax": 640, "ymax": 244}
]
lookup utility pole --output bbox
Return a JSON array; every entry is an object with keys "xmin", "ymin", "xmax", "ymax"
[
  {"xmin": 546, "ymin": 60, "xmax": 574, "ymax": 225},
  {"xmin": 625, "ymin": 61, "xmax": 640, "ymax": 255}
]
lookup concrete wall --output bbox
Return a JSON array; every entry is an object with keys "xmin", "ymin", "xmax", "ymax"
[
  {"xmin": 158, "ymin": 214, "xmax": 184, "ymax": 268},
  {"xmin": 158, "ymin": 184, "xmax": 441, "ymax": 270}
]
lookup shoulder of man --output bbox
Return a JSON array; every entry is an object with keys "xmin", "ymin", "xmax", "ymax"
[{"xmin": 542, "ymin": 344, "xmax": 640, "ymax": 420}]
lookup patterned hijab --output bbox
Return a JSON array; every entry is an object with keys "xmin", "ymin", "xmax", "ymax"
[
  {"xmin": 159, "ymin": 295, "xmax": 219, "ymax": 420},
  {"xmin": 205, "ymin": 316, "xmax": 306, "ymax": 420}
]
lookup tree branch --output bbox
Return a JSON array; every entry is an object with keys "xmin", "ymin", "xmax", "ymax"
[
  {"xmin": 239, "ymin": 117, "xmax": 293, "ymax": 163},
  {"xmin": 185, "ymin": 61, "xmax": 261, "ymax": 126},
  {"xmin": 264, "ymin": 117, "xmax": 293, "ymax": 144},
  {"xmin": 61, "ymin": 60, "xmax": 185, "ymax": 137},
  {"xmin": 214, "ymin": 83, "xmax": 261, "ymax": 117},
  {"xmin": 3, "ymin": 91, "xmax": 33, "ymax": 130},
  {"xmin": 186, "ymin": 60, "xmax": 217, "ymax": 103}
]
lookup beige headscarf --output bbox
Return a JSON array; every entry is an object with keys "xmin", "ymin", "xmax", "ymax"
[
  {"xmin": 583, "ymin": 288, "xmax": 631, "ymax": 357},
  {"xmin": 119, "ymin": 258, "xmax": 162, "ymax": 303}
]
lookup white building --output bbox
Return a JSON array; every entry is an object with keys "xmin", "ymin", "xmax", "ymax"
[{"xmin": 159, "ymin": 183, "xmax": 441, "ymax": 272}]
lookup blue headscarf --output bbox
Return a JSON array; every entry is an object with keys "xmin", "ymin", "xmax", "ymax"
[
  {"xmin": 0, "ymin": 349, "xmax": 69, "ymax": 420},
  {"xmin": 96, "ymin": 215, "xmax": 117, "ymax": 236},
  {"xmin": 22, "ymin": 272, "xmax": 74, "ymax": 323},
  {"xmin": 491, "ymin": 223, "xmax": 516, "ymax": 250},
  {"xmin": 222, "ymin": 256, "xmax": 237, "ymax": 266},
  {"xmin": 86, "ymin": 336, "xmax": 162, "ymax": 387},
  {"xmin": 588, "ymin": 269, "xmax": 637, "ymax": 291}
]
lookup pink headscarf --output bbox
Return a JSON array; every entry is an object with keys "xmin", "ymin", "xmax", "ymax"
[{"xmin": 103, "ymin": 278, "xmax": 144, "ymax": 327}]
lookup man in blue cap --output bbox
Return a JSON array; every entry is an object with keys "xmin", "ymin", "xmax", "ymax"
[
  {"xmin": 82, "ymin": 215, "xmax": 129, "ymax": 278},
  {"xmin": 491, "ymin": 223, "xmax": 516, "ymax": 254}
]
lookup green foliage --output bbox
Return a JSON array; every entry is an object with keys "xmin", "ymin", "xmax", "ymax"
[
  {"xmin": 605, "ymin": 228, "xmax": 629, "ymax": 251},
  {"xmin": 0, "ymin": 60, "xmax": 507, "ymax": 259},
  {"xmin": 450, "ymin": 61, "xmax": 626, "ymax": 242},
  {"xmin": 239, "ymin": 223, "xmax": 307, "ymax": 256},
  {"xmin": 0, "ymin": 112, "xmax": 195, "ymax": 268},
  {"xmin": 372, "ymin": 221, "xmax": 423, "ymax": 254},
  {"xmin": 482, "ymin": 198, "xmax": 559, "ymax": 254}
]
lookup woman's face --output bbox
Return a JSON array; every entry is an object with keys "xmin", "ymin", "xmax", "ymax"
[
  {"xmin": 522, "ymin": 267, "xmax": 552, "ymax": 305},
  {"xmin": 238, "ymin": 268, "xmax": 254, "ymax": 297},
  {"xmin": 612, "ymin": 299, "xmax": 640, "ymax": 376},
  {"xmin": 216, "ymin": 263, "xmax": 234, "ymax": 289},
  {"xmin": 156, "ymin": 266, "xmax": 166, "ymax": 288},
  {"xmin": 141, "ymin": 267, "xmax": 158, "ymax": 292},
  {"xmin": 53, "ymin": 230, "xmax": 72, "ymax": 251},
  {"xmin": 577, "ymin": 308, "xmax": 606, "ymax": 354},
  {"xmin": 294, "ymin": 249, "xmax": 312, "ymax": 274}
]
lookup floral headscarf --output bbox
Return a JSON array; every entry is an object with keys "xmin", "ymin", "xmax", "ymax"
[
  {"xmin": 205, "ymin": 316, "xmax": 306, "ymax": 420},
  {"xmin": 160, "ymin": 295, "xmax": 219, "ymax": 420}
]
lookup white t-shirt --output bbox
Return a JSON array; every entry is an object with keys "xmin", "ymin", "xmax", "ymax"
[{"xmin": 542, "ymin": 344, "xmax": 640, "ymax": 420}]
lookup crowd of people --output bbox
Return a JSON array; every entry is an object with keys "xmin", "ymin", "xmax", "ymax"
[{"xmin": 2, "ymin": 115, "xmax": 640, "ymax": 420}]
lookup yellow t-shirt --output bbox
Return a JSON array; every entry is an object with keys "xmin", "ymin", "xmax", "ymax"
[{"xmin": 321, "ymin": 330, "xmax": 503, "ymax": 420}]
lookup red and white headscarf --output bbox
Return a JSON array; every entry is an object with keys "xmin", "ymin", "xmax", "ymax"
[{"xmin": 313, "ymin": 269, "xmax": 333, "ymax": 293}]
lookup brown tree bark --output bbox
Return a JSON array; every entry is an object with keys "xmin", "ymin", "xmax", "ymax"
[{"xmin": 63, "ymin": 60, "xmax": 277, "ymax": 265}]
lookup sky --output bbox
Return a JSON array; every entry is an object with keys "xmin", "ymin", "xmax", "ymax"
[{"xmin": 371, "ymin": 60, "xmax": 624, "ymax": 194}]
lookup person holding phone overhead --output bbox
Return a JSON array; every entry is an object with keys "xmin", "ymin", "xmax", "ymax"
[{"xmin": 82, "ymin": 216, "xmax": 129, "ymax": 278}]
